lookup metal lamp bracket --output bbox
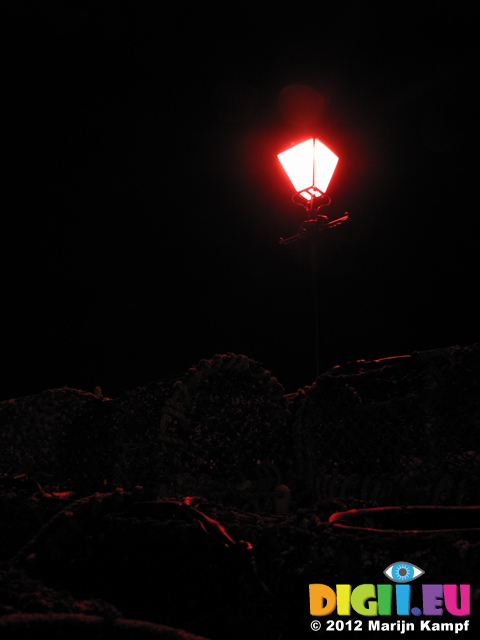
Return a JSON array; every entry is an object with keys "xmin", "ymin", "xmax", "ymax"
[{"xmin": 279, "ymin": 188, "xmax": 349, "ymax": 245}]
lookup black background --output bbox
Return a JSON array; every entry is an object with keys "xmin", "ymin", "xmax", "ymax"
[{"xmin": 2, "ymin": 3, "xmax": 478, "ymax": 399}]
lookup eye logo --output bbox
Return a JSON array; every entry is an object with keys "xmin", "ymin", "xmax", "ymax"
[{"xmin": 383, "ymin": 561, "xmax": 424, "ymax": 583}]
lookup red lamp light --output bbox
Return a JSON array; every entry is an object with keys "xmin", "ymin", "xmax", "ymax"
[
  {"xmin": 278, "ymin": 138, "xmax": 339, "ymax": 202},
  {"xmin": 277, "ymin": 138, "xmax": 348, "ymax": 245}
]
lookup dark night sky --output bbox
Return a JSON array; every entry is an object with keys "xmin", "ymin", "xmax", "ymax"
[{"xmin": 2, "ymin": 3, "xmax": 479, "ymax": 400}]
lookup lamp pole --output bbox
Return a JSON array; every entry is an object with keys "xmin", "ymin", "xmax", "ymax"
[
  {"xmin": 309, "ymin": 230, "xmax": 321, "ymax": 379},
  {"xmin": 277, "ymin": 138, "xmax": 348, "ymax": 380}
]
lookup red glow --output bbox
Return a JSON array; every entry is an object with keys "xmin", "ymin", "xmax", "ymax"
[{"xmin": 277, "ymin": 138, "xmax": 338, "ymax": 199}]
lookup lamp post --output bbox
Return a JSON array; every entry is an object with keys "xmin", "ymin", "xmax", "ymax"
[{"xmin": 277, "ymin": 138, "xmax": 348, "ymax": 379}]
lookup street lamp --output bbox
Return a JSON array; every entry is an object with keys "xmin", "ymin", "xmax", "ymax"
[
  {"xmin": 277, "ymin": 138, "xmax": 349, "ymax": 379},
  {"xmin": 277, "ymin": 138, "xmax": 348, "ymax": 244}
]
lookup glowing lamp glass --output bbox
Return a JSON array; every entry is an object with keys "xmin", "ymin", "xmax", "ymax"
[{"xmin": 278, "ymin": 138, "xmax": 338, "ymax": 200}]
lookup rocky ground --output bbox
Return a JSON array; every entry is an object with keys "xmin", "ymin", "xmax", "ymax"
[{"xmin": 1, "ymin": 345, "xmax": 479, "ymax": 638}]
